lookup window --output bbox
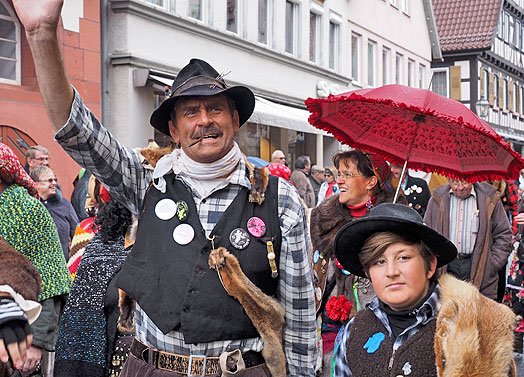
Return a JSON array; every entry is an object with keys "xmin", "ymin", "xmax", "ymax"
[
  {"xmin": 504, "ymin": 12, "xmax": 510, "ymax": 42},
  {"xmin": 497, "ymin": 10, "xmax": 504, "ymax": 39},
  {"xmin": 521, "ymin": 23, "xmax": 524, "ymax": 51},
  {"xmin": 402, "ymin": 0, "xmax": 409, "ymax": 14},
  {"xmin": 258, "ymin": 0, "xmax": 268, "ymax": 43},
  {"xmin": 188, "ymin": 0, "xmax": 202, "ymax": 20},
  {"xmin": 329, "ymin": 21, "xmax": 340, "ymax": 69},
  {"xmin": 516, "ymin": 20, "xmax": 521, "ymax": 48},
  {"xmin": 418, "ymin": 64, "xmax": 426, "ymax": 88},
  {"xmin": 495, "ymin": 75, "xmax": 499, "ymax": 106},
  {"xmin": 367, "ymin": 41, "xmax": 376, "ymax": 86},
  {"xmin": 226, "ymin": 0, "xmax": 238, "ymax": 33},
  {"xmin": 431, "ymin": 68, "xmax": 449, "ymax": 97},
  {"xmin": 504, "ymin": 79, "xmax": 508, "ymax": 109},
  {"xmin": 395, "ymin": 53, "xmax": 403, "ymax": 84},
  {"xmin": 483, "ymin": 69, "xmax": 489, "ymax": 99},
  {"xmin": 351, "ymin": 34, "xmax": 360, "ymax": 81},
  {"xmin": 309, "ymin": 12, "xmax": 321, "ymax": 62},
  {"xmin": 285, "ymin": 1, "xmax": 299, "ymax": 55},
  {"xmin": 0, "ymin": 0, "xmax": 19, "ymax": 83},
  {"xmin": 407, "ymin": 59, "xmax": 415, "ymax": 87},
  {"xmin": 382, "ymin": 48, "xmax": 390, "ymax": 85}
]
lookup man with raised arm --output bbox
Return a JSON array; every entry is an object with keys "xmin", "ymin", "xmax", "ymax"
[{"xmin": 12, "ymin": 1, "xmax": 317, "ymax": 376}]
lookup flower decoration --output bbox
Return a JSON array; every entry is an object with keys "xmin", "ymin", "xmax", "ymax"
[{"xmin": 326, "ymin": 295, "xmax": 352, "ymax": 322}]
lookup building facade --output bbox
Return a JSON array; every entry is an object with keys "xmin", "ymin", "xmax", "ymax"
[
  {"xmin": 347, "ymin": 0, "xmax": 440, "ymax": 91},
  {"xmin": 0, "ymin": 0, "xmax": 101, "ymax": 197},
  {"xmin": 432, "ymin": 0, "xmax": 524, "ymax": 154}
]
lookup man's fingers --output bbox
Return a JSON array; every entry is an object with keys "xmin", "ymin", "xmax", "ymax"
[
  {"xmin": 0, "ymin": 339, "xmax": 8, "ymax": 363},
  {"xmin": 6, "ymin": 341, "xmax": 22, "ymax": 368},
  {"xmin": 26, "ymin": 333, "xmax": 33, "ymax": 348}
]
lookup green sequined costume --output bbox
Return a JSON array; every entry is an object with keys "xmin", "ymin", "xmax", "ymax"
[{"xmin": 0, "ymin": 184, "xmax": 71, "ymax": 301}]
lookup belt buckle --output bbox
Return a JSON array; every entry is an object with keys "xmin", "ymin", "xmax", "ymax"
[{"xmin": 187, "ymin": 354, "xmax": 207, "ymax": 376}]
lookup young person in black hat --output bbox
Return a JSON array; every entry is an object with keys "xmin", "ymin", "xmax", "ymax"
[
  {"xmin": 332, "ymin": 203, "xmax": 516, "ymax": 377},
  {"xmin": 13, "ymin": 1, "xmax": 317, "ymax": 376}
]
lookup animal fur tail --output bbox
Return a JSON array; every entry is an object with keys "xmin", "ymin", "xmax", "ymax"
[
  {"xmin": 209, "ymin": 247, "xmax": 286, "ymax": 377},
  {"xmin": 117, "ymin": 289, "xmax": 135, "ymax": 332},
  {"xmin": 435, "ymin": 274, "xmax": 516, "ymax": 377}
]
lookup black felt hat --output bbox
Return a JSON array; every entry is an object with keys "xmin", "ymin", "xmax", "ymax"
[
  {"xmin": 334, "ymin": 203, "xmax": 457, "ymax": 278},
  {"xmin": 150, "ymin": 58, "xmax": 255, "ymax": 135}
]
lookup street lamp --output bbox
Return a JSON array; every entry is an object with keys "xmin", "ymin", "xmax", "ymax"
[{"xmin": 475, "ymin": 95, "xmax": 490, "ymax": 119}]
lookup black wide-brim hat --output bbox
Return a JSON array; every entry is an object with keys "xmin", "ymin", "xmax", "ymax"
[
  {"xmin": 334, "ymin": 203, "xmax": 457, "ymax": 278},
  {"xmin": 150, "ymin": 58, "xmax": 255, "ymax": 136}
]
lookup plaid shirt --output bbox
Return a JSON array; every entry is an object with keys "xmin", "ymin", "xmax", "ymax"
[
  {"xmin": 333, "ymin": 286, "xmax": 440, "ymax": 376},
  {"xmin": 55, "ymin": 90, "xmax": 317, "ymax": 376}
]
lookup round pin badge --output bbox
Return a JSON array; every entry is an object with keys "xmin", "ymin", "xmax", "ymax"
[
  {"xmin": 229, "ymin": 228, "xmax": 250, "ymax": 250},
  {"xmin": 247, "ymin": 217, "xmax": 266, "ymax": 237},
  {"xmin": 315, "ymin": 287, "xmax": 322, "ymax": 301},
  {"xmin": 416, "ymin": 187, "xmax": 423, "ymax": 194},
  {"xmin": 176, "ymin": 200, "xmax": 189, "ymax": 221},
  {"xmin": 313, "ymin": 250, "xmax": 320, "ymax": 264},
  {"xmin": 155, "ymin": 199, "xmax": 177, "ymax": 220},
  {"xmin": 173, "ymin": 223, "xmax": 194, "ymax": 245}
]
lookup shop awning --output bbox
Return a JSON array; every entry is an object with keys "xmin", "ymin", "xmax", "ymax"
[{"xmin": 250, "ymin": 97, "xmax": 329, "ymax": 136}]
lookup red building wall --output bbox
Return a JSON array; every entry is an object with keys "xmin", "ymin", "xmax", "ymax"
[{"xmin": 0, "ymin": 0, "xmax": 101, "ymax": 199}]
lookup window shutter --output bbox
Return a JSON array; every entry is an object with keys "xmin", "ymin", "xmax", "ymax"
[
  {"xmin": 480, "ymin": 69, "xmax": 485, "ymax": 97},
  {"xmin": 509, "ymin": 82, "xmax": 514, "ymax": 112},
  {"xmin": 450, "ymin": 66, "xmax": 461, "ymax": 101},
  {"xmin": 517, "ymin": 85, "xmax": 521, "ymax": 114},
  {"xmin": 489, "ymin": 73, "xmax": 495, "ymax": 105},
  {"xmin": 498, "ymin": 78, "xmax": 504, "ymax": 108}
]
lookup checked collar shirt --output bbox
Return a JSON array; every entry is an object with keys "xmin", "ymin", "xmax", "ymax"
[
  {"xmin": 54, "ymin": 89, "xmax": 317, "ymax": 376},
  {"xmin": 333, "ymin": 286, "xmax": 440, "ymax": 376}
]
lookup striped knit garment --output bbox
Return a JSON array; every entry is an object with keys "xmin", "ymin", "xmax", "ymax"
[{"xmin": 68, "ymin": 217, "xmax": 96, "ymax": 279}]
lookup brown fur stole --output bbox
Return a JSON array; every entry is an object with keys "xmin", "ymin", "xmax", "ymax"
[
  {"xmin": 435, "ymin": 274, "xmax": 516, "ymax": 377},
  {"xmin": 0, "ymin": 237, "xmax": 41, "ymax": 301}
]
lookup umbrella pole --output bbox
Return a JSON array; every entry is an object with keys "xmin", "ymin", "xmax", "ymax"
[{"xmin": 393, "ymin": 160, "xmax": 408, "ymax": 204}]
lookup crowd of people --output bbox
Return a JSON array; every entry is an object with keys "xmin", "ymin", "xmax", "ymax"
[{"xmin": 0, "ymin": 1, "xmax": 522, "ymax": 377}]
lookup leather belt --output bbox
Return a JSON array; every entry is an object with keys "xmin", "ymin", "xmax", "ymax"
[
  {"xmin": 456, "ymin": 253, "xmax": 472, "ymax": 259},
  {"xmin": 130, "ymin": 338, "xmax": 265, "ymax": 376}
]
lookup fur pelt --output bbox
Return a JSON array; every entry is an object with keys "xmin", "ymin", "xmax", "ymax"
[
  {"xmin": 209, "ymin": 247, "xmax": 286, "ymax": 377},
  {"xmin": 435, "ymin": 274, "xmax": 516, "ymax": 377},
  {"xmin": 310, "ymin": 191, "xmax": 396, "ymax": 260},
  {"xmin": 245, "ymin": 158, "xmax": 269, "ymax": 205},
  {"xmin": 0, "ymin": 237, "xmax": 41, "ymax": 301}
]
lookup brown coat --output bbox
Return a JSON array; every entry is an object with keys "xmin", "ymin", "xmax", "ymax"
[
  {"xmin": 290, "ymin": 169, "xmax": 315, "ymax": 208},
  {"xmin": 424, "ymin": 182, "xmax": 512, "ymax": 299}
]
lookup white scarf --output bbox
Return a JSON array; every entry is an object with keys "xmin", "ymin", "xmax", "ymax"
[{"xmin": 152, "ymin": 141, "xmax": 243, "ymax": 196}]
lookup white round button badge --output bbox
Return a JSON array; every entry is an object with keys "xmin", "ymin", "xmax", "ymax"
[
  {"xmin": 155, "ymin": 199, "xmax": 178, "ymax": 220},
  {"xmin": 173, "ymin": 223, "xmax": 195, "ymax": 245}
]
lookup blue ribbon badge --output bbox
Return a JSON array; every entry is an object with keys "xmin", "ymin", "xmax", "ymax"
[{"xmin": 363, "ymin": 332, "xmax": 385, "ymax": 354}]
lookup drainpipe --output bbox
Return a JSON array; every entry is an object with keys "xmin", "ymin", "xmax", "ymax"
[{"xmin": 101, "ymin": 0, "xmax": 109, "ymax": 127}]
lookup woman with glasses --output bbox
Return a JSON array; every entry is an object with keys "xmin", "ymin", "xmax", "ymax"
[
  {"xmin": 310, "ymin": 150, "xmax": 401, "ymax": 376},
  {"xmin": 317, "ymin": 166, "xmax": 339, "ymax": 204},
  {"xmin": 30, "ymin": 166, "xmax": 79, "ymax": 262}
]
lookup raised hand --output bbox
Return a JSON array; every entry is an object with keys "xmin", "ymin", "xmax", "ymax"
[{"xmin": 12, "ymin": 0, "xmax": 63, "ymax": 35}]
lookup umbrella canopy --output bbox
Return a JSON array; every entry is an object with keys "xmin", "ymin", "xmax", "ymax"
[{"xmin": 306, "ymin": 84, "xmax": 524, "ymax": 183}]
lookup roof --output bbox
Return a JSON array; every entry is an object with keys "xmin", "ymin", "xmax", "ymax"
[{"xmin": 433, "ymin": 0, "xmax": 501, "ymax": 52}]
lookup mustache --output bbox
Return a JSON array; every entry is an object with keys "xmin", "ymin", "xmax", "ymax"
[{"xmin": 191, "ymin": 125, "xmax": 224, "ymax": 140}]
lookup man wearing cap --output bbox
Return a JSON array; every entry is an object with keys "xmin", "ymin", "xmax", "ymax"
[{"xmin": 13, "ymin": 1, "xmax": 317, "ymax": 376}]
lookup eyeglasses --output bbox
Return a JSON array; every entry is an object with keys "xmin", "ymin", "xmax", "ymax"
[
  {"xmin": 337, "ymin": 172, "xmax": 365, "ymax": 180},
  {"xmin": 39, "ymin": 178, "xmax": 58, "ymax": 184}
]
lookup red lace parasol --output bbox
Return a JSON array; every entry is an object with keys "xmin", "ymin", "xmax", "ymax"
[{"xmin": 306, "ymin": 84, "xmax": 524, "ymax": 183}]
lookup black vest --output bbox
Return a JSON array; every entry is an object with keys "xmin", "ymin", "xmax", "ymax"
[
  {"xmin": 116, "ymin": 173, "xmax": 282, "ymax": 343},
  {"xmin": 347, "ymin": 308, "xmax": 437, "ymax": 377}
]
